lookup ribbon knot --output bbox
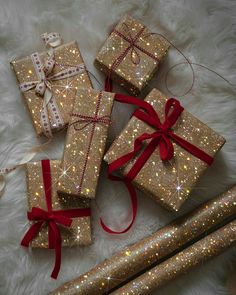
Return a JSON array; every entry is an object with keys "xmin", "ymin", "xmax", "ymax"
[
  {"xmin": 19, "ymin": 32, "xmax": 86, "ymax": 137},
  {"xmin": 131, "ymin": 97, "xmax": 184, "ymax": 161},
  {"xmin": 47, "ymin": 213, "xmax": 56, "ymax": 221},
  {"xmin": 105, "ymin": 22, "xmax": 161, "ymax": 92},
  {"xmin": 21, "ymin": 159, "xmax": 91, "ymax": 279},
  {"xmin": 159, "ymin": 126, "xmax": 170, "ymax": 134},
  {"xmin": 153, "ymin": 122, "xmax": 171, "ymax": 134},
  {"xmin": 112, "ymin": 23, "xmax": 156, "ymax": 66},
  {"xmin": 70, "ymin": 113, "xmax": 111, "ymax": 131},
  {"xmin": 100, "ymin": 93, "xmax": 214, "ymax": 235},
  {"xmin": 125, "ymin": 34, "xmax": 140, "ymax": 65},
  {"xmin": 35, "ymin": 79, "xmax": 50, "ymax": 97}
]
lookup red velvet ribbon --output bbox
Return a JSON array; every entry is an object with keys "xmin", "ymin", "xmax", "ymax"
[
  {"xmin": 100, "ymin": 93, "xmax": 214, "ymax": 234},
  {"xmin": 21, "ymin": 159, "xmax": 91, "ymax": 279}
]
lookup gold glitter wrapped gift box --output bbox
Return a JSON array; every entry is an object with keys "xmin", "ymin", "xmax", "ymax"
[
  {"xmin": 94, "ymin": 15, "xmax": 169, "ymax": 95},
  {"xmin": 105, "ymin": 88, "xmax": 226, "ymax": 211},
  {"xmin": 11, "ymin": 33, "xmax": 92, "ymax": 137},
  {"xmin": 57, "ymin": 88, "xmax": 114, "ymax": 199},
  {"xmin": 25, "ymin": 160, "xmax": 92, "ymax": 248}
]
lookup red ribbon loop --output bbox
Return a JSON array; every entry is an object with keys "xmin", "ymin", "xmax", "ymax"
[
  {"xmin": 100, "ymin": 93, "xmax": 214, "ymax": 234},
  {"xmin": 21, "ymin": 159, "xmax": 91, "ymax": 279},
  {"xmin": 27, "ymin": 207, "xmax": 73, "ymax": 227},
  {"xmin": 70, "ymin": 113, "xmax": 111, "ymax": 131},
  {"xmin": 132, "ymin": 97, "xmax": 185, "ymax": 162}
]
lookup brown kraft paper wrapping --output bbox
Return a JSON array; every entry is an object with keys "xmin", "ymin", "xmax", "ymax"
[
  {"xmin": 104, "ymin": 88, "xmax": 226, "ymax": 211},
  {"xmin": 57, "ymin": 88, "xmax": 114, "ymax": 199},
  {"xmin": 49, "ymin": 186, "xmax": 236, "ymax": 295}
]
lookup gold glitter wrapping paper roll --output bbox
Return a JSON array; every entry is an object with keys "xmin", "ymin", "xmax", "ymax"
[
  {"xmin": 94, "ymin": 15, "xmax": 169, "ymax": 95},
  {"xmin": 57, "ymin": 88, "xmax": 115, "ymax": 199},
  {"xmin": 11, "ymin": 41, "xmax": 92, "ymax": 136},
  {"xmin": 104, "ymin": 88, "xmax": 226, "ymax": 211},
  {"xmin": 26, "ymin": 160, "xmax": 92, "ymax": 248},
  {"xmin": 111, "ymin": 219, "xmax": 236, "ymax": 295},
  {"xmin": 49, "ymin": 186, "xmax": 236, "ymax": 295}
]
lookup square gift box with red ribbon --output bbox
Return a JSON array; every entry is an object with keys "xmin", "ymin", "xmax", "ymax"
[
  {"xmin": 94, "ymin": 15, "xmax": 170, "ymax": 95},
  {"xmin": 11, "ymin": 32, "xmax": 92, "ymax": 137},
  {"xmin": 24, "ymin": 160, "xmax": 92, "ymax": 248},
  {"xmin": 22, "ymin": 160, "xmax": 92, "ymax": 278},
  {"xmin": 104, "ymin": 89, "xmax": 226, "ymax": 211}
]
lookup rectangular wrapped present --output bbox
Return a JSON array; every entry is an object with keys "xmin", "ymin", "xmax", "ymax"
[
  {"xmin": 57, "ymin": 88, "xmax": 115, "ymax": 199},
  {"xmin": 104, "ymin": 89, "xmax": 226, "ymax": 211},
  {"xmin": 11, "ymin": 33, "xmax": 92, "ymax": 137},
  {"xmin": 25, "ymin": 160, "xmax": 92, "ymax": 248},
  {"xmin": 94, "ymin": 15, "xmax": 169, "ymax": 95}
]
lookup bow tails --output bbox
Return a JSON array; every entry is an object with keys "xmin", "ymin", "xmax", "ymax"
[
  {"xmin": 100, "ymin": 93, "xmax": 214, "ymax": 234},
  {"xmin": 21, "ymin": 160, "xmax": 91, "ymax": 279}
]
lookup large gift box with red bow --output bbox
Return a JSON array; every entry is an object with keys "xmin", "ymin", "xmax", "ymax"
[
  {"xmin": 22, "ymin": 160, "xmax": 91, "ymax": 278},
  {"xmin": 104, "ymin": 89, "xmax": 226, "ymax": 211},
  {"xmin": 94, "ymin": 15, "xmax": 169, "ymax": 95},
  {"xmin": 11, "ymin": 33, "xmax": 92, "ymax": 137}
]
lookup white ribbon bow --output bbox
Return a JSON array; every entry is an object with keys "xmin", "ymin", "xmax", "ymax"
[
  {"xmin": 19, "ymin": 32, "xmax": 86, "ymax": 137},
  {"xmin": 0, "ymin": 33, "xmax": 86, "ymax": 196},
  {"xmin": 20, "ymin": 52, "xmax": 85, "ymax": 115}
]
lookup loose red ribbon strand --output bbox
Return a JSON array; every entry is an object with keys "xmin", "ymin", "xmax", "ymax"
[
  {"xmin": 104, "ymin": 23, "xmax": 235, "ymax": 95},
  {"xmin": 21, "ymin": 159, "xmax": 91, "ymax": 279},
  {"xmin": 100, "ymin": 94, "xmax": 214, "ymax": 234}
]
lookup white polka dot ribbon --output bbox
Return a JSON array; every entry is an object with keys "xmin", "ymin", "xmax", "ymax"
[
  {"xmin": 41, "ymin": 32, "xmax": 62, "ymax": 48},
  {"xmin": 19, "ymin": 32, "xmax": 86, "ymax": 137}
]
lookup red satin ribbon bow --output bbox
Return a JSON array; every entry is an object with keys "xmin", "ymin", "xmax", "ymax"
[
  {"xmin": 21, "ymin": 159, "xmax": 91, "ymax": 279},
  {"xmin": 100, "ymin": 93, "xmax": 213, "ymax": 234}
]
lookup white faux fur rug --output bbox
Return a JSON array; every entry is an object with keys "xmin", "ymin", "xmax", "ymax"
[{"xmin": 0, "ymin": 0, "xmax": 236, "ymax": 294}]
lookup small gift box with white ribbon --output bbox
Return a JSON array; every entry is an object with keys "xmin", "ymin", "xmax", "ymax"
[
  {"xmin": 94, "ymin": 15, "xmax": 169, "ymax": 95},
  {"xmin": 22, "ymin": 160, "xmax": 92, "ymax": 279},
  {"xmin": 104, "ymin": 89, "xmax": 226, "ymax": 212},
  {"xmin": 57, "ymin": 88, "xmax": 114, "ymax": 199},
  {"xmin": 11, "ymin": 32, "xmax": 92, "ymax": 137}
]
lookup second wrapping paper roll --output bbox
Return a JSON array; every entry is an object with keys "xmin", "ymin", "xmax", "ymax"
[
  {"xmin": 111, "ymin": 218, "xmax": 236, "ymax": 295},
  {"xmin": 50, "ymin": 186, "xmax": 236, "ymax": 295}
]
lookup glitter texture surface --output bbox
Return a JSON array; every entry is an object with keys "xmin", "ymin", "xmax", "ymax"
[
  {"xmin": 26, "ymin": 160, "xmax": 92, "ymax": 248},
  {"xmin": 11, "ymin": 41, "xmax": 92, "ymax": 136},
  {"xmin": 57, "ymin": 88, "xmax": 114, "ymax": 199},
  {"xmin": 94, "ymin": 15, "xmax": 169, "ymax": 95},
  {"xmin": 49, "ymin": 186, "xmax": 236, "ymax": 295},
  {"xmin": 112, "ymin": 219, "xmax": 236, "ymax": 295},
  {"xmin": 104, "ymin": 88, "xmax": 226, "ymax": 211}
]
